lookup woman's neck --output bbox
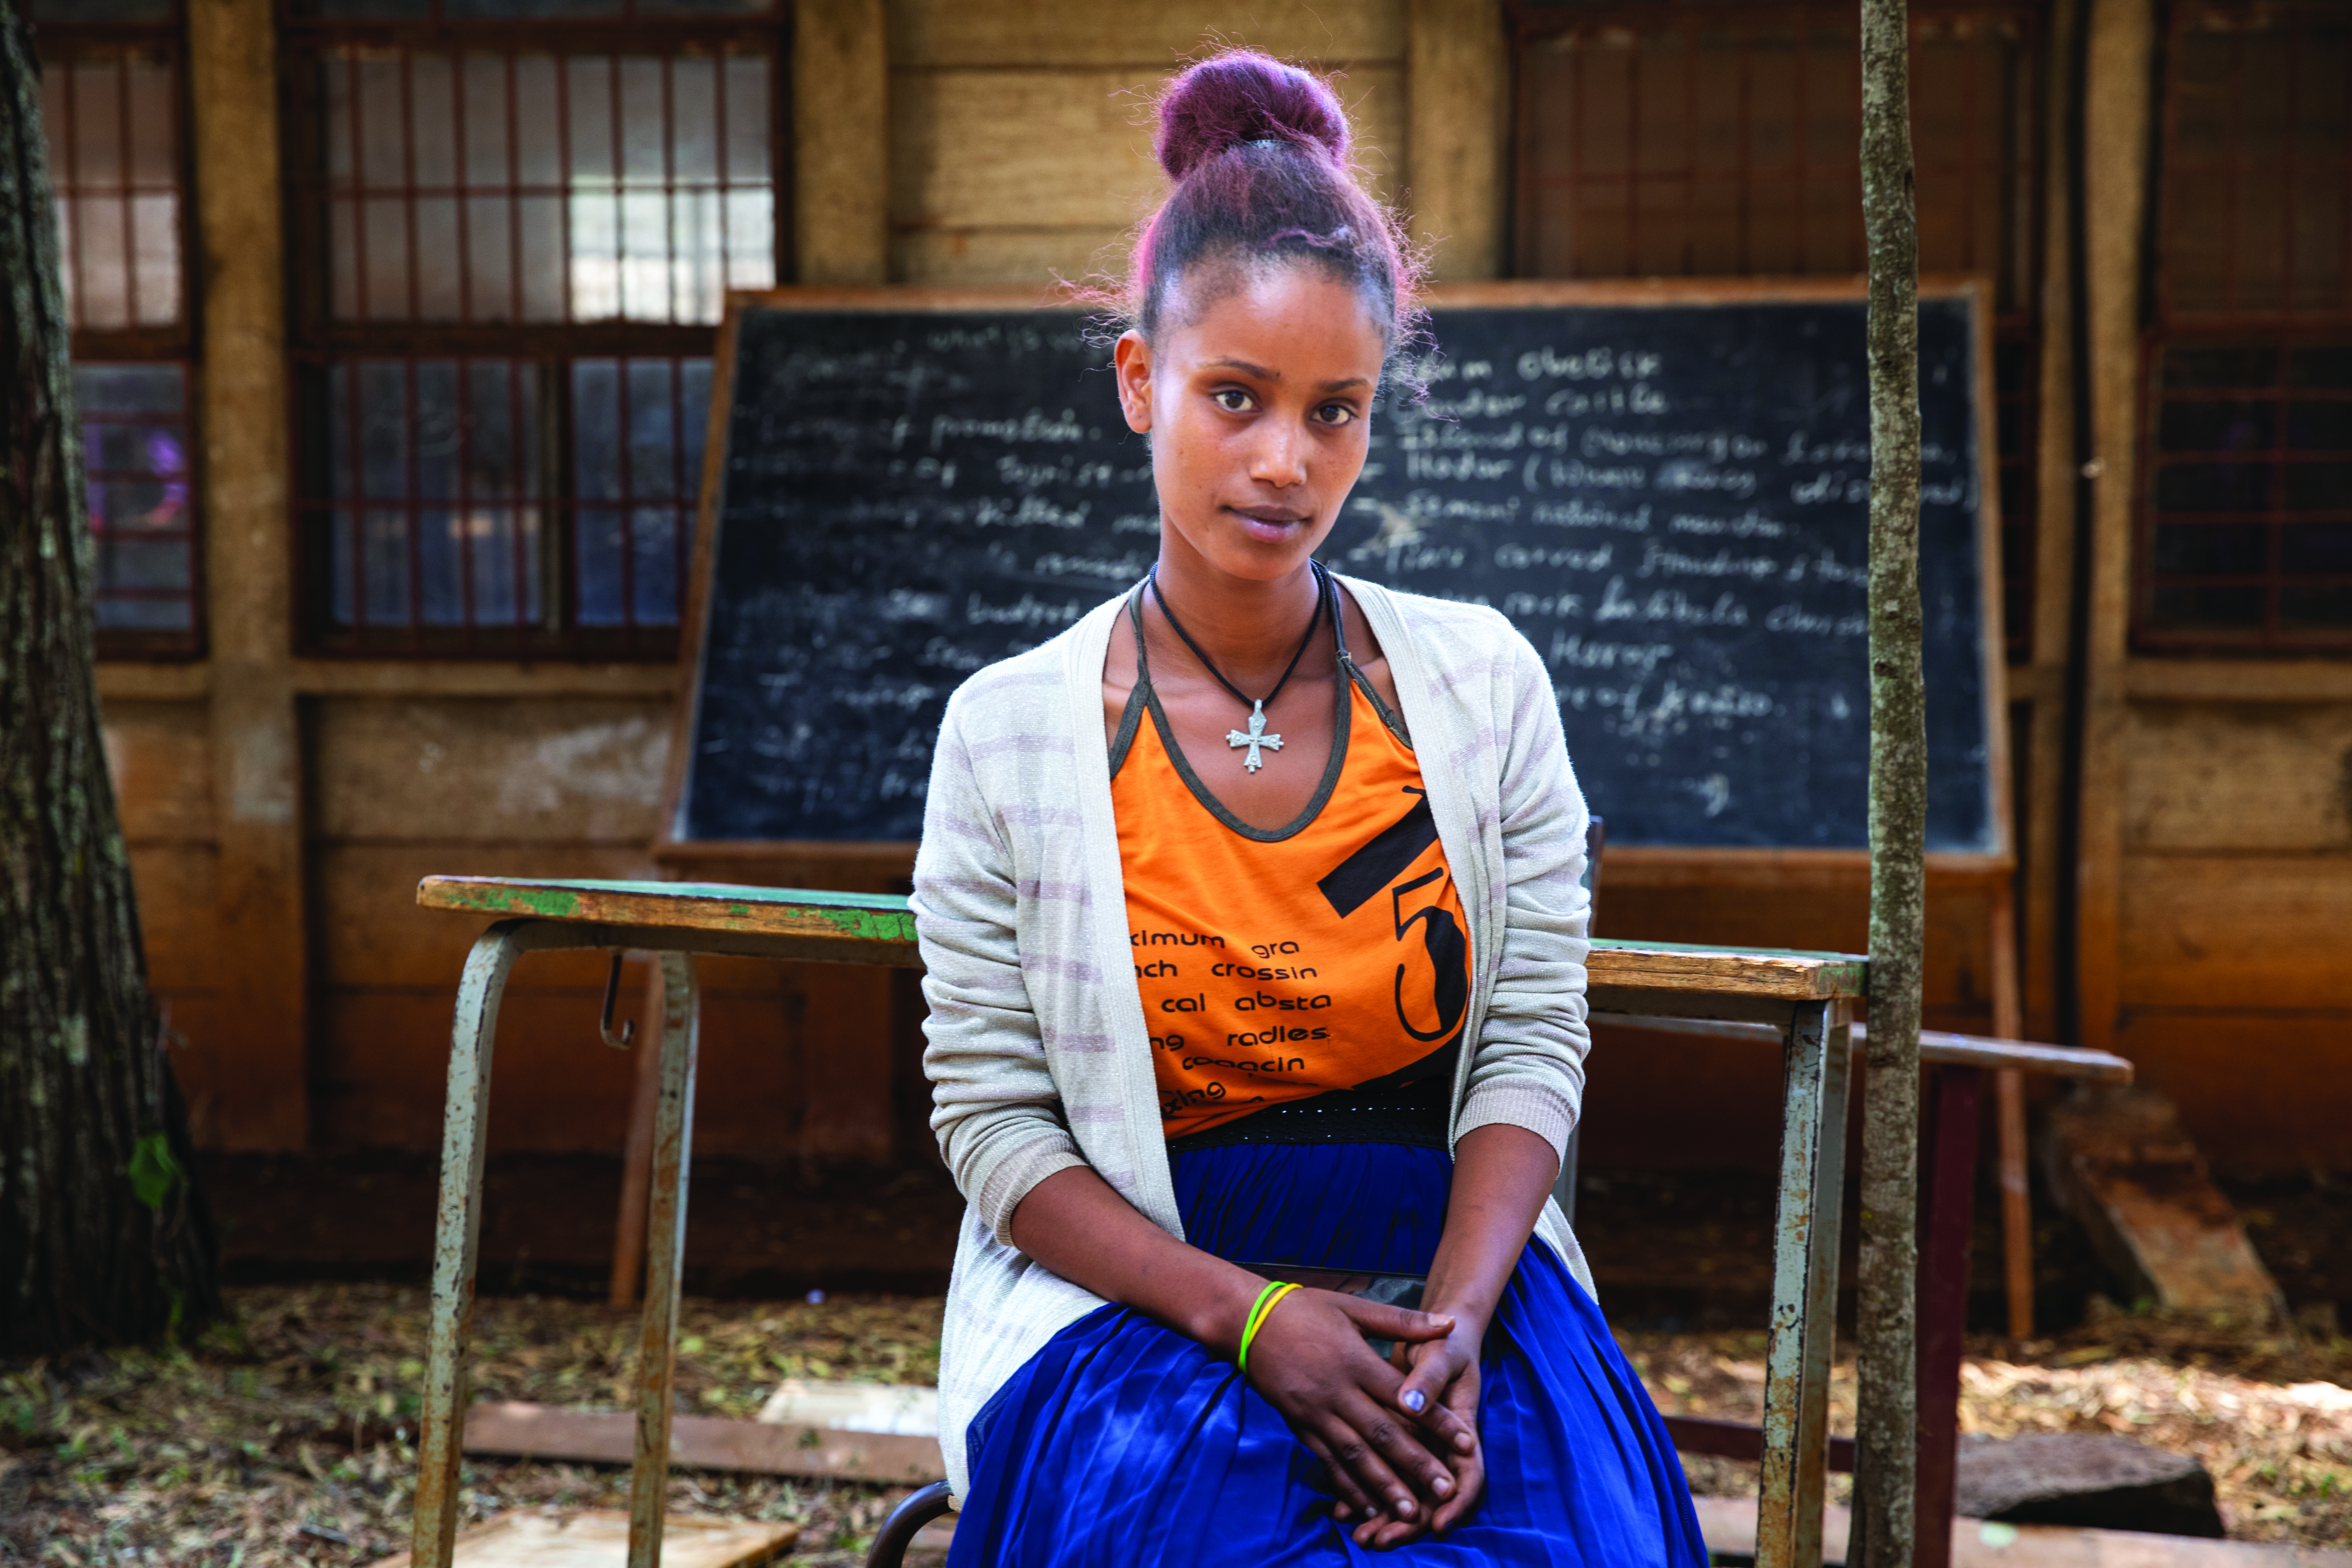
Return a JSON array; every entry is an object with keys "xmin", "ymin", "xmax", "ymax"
[{"xmin": 1149, "ymin": 542, "xmax": 1327, "ymax": 685}]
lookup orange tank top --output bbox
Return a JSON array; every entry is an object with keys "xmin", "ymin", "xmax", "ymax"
[{"xmin": 1111, "ymin": 587, "xmax": 1472, "ymax": 1140}]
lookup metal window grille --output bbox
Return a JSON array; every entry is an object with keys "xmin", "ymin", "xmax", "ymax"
[
  {"xmin": 33, "ymin": 1, "xmax": 201, "ymax": 654},
  {"xmin": 1511, "ymin": 3, "xmax": 2047, "ymax": 659},
  {"xmin": 283, "ymin": 1, "xmax": 780, "ymax": 655},
  {"xmin": 308, "ymin": 46, "xmax": 774, "ymax": 327},
  {"xmin": 2139, "ymin": 1, "xmax": 2352, "ymax": 650},
  {"xmin": 570, "ymin": 356, "xmax": 710, "ymax": 629},
  {"xmin": 77, "ymin": 364, "xmax": 199, "ymax": 636}
]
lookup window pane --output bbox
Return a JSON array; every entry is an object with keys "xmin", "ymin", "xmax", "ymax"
[
  {"xmin": 299, "ymin": 0, "xmax": 779, "ymax": 12},
  {"xmin": 1517, "ymin": 8, "xmax": 2038, "ymax": 310},
  {"xmin": 315, "ymin": 44, "xmax": 774, "ymax": 325},
  {"xmin": 2281, "ymin": 525, "xmax": 2352, "ymax": 576},
  {"xmin": 2160, "ymin": 5, "xmax": 2352, "ymax": 318},
  {"xmin": 2143, "ymin": 334, "xmax": 2352, "ymax": 645},
  {"xmin": 75, "ymin": 365, "xmax": 196, "ymax": 636},
  {"xmin": 2153, "ymin": 523, "xmax": 2268, "ymax": 576},
  {"xmin": 313, "ymin": 358, "xmax": 547, "ymax": 632},
  {"xmin": 2280, "ymin": 583, "xmax": 2352, "ymax": 628},
  {"xmin": 33, "ymin": 0, "xmax": 174, "ymax": 18},
  {"xmin": 2158, "ymin": 399, "xmax": 2276, "ymax": 453},
  {"xmin": 40, "ymin": 50, "xmax": 183, "ymax": 333},
  {"xmin": 2286, "ymin": 401, "xmax": 2352, "ymax": 452},
  {"xmin": 572, "ymin": 357, "xmax": 704, "ymax": 628}
]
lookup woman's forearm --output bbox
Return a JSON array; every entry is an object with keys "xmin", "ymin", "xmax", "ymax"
[
  {"xmin": 1420, "ymin": 1123, "xmax": 1561, "ymax": 1328},
  {"xmin": 1006, "ymin": 1163, "xmax": 1268, "ymax": 1353}
]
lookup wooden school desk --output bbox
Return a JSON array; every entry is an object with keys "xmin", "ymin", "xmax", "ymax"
[{"xmin": 404, "ymin": 876, "xmax": 2126, "ymax": 1568}]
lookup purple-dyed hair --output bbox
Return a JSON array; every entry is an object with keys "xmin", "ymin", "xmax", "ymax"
[{"xmin": 1126, "ymin": 50, "xmax": 1421, "ymax": 355}]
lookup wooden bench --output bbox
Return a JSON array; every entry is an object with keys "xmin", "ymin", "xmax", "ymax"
[{"xmin": 404, "ymin": 876, "xmax": 2126, "ymax": 1568}]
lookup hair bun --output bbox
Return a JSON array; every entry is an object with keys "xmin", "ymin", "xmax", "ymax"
[{"xmin": 1155, "ymin": 50, "xmax": 1350, "ymax": 181}]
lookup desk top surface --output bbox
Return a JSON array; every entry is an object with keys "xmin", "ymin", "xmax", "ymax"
[{"xmin": 418, "ymin": 875, "xmax": 1868, "ymax": 1004}]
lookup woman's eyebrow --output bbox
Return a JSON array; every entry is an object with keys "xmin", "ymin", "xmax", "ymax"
[
  {"xmin": 1205, "ymin": 356, "xmax": 1279, "ymax": 380},
  {"xmin": 1318, "ymin": 376, "xmax": 1371, "ymax": 394}
]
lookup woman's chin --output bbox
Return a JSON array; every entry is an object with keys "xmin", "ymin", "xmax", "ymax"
[{"xmin": 1181, "ymin": 521, "xmax": 1323, "ymax": 580}]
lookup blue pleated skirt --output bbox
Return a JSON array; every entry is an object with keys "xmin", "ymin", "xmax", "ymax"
[{"xmin": 947, "ymin": 1142, "xmax": 1709, "ymax": 1566}]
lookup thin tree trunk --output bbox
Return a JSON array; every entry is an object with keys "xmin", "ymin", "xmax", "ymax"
[
  {"xmin": 1853, "ymin": 0, "xmax": 1926, "ymax": 1563},
  {"xmin": 0, "ymin": 8, "xmax": 217, "ymax": 1354}
]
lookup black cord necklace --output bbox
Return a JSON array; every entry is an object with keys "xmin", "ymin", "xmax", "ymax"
[{"xmin": 1147, "ymin": 561, "xmax": 1331, "ymax": 773}]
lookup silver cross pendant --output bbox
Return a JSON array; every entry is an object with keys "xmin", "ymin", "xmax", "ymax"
[{"xmin": 1226, "ymin": 701, "xmax": 1283, "ymax": 772}]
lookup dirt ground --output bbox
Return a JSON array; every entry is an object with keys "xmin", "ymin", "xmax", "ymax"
[{"xmin": 5, "ymin": 1283, "xmax": 2350, "ymax": 1565}]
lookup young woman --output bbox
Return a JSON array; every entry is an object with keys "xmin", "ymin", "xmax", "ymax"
[{"xmin": 912, "ymin": 50, "xmax": 1707, "ymax": 1566}]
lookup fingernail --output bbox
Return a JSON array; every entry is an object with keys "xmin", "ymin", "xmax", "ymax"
[
  {"xmin": 1395, "ymin": 1499, "xmax": 1415, "ymax": 1518},
  {"xmin": 1456, "ymin": 1433, "xmax": 1474, "ymax": 1451},
  {"xmin": 1401, "ymin": 1389, "xmax": 1426, "ymax": 1413},
  {"xmin": 1432, "ymin": 1476, "xmax": 1453, "ymax": 1497}
]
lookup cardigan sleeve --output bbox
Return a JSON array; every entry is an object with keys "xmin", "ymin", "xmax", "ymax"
[
  {"xmin": 1454, "ymin": 622, "xmax": 1592, "ymax": 1165},
  {"xmin": 911, "ymin": 691, "xmax": 1088, "ymax": 1245}
]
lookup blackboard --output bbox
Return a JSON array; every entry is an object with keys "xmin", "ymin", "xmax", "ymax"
[{"xmin": 665, "ymin": 282, "xmax": 2005, "ymax": 861}]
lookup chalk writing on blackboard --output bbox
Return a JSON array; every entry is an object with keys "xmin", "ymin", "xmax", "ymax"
[{"xmin": 674, "ymin": 294, "xmax": 1996, "ymax": 856}]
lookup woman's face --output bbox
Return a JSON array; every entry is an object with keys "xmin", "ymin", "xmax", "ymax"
[{"xmin": 1114, "ymin": 261, "xmax": 1387, "ymax": 585}]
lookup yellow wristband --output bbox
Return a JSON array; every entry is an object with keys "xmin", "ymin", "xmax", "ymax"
[{"xmin": 1237, "ymin": 1282, "xmax": 1301, "ymax": 1376}]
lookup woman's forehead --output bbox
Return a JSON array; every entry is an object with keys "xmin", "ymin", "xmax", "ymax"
[{"xmin": 1159, "ymin": 259, "xmax": 1390, "ymax": 374}]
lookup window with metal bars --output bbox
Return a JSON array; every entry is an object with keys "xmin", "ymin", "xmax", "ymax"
[
  {"xmin": 1510, "ymin": 2, "xmax": 2047, "ymax": 659},
  {"xmin": 2139, "ymin": 1, "xmax": 2352, "ymax": 651},
  {"xmin": 30, "ymin": 0, "xmax": 201, "ymax": 655},
  {"xmin": 281, "ymin": 0, "xmax": 782, "ymax": 656}
]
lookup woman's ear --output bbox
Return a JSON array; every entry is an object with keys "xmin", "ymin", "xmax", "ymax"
[{"xmin": 1113, "ymin": 329, "xmax": 1154, "ymax": 434}]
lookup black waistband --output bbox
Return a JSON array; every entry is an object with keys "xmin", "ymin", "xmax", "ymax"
[{"xmin": 1164, "ymin": 1068, "xmax": 1454, "ymax": 1156}]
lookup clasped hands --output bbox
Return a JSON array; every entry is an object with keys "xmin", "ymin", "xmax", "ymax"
[{"xmin": 1239, "ymin": 1286, "xmax": 1486, "ymax": 1550}]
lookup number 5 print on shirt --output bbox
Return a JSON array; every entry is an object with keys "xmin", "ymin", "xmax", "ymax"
[
  {"xmin": 1389, "ymin": 867, "xmax": 1469, "ymax": 1041},
  {"xmin": 1317, "ymin": 789, "xmax": 1469, "ymax": 1044}
]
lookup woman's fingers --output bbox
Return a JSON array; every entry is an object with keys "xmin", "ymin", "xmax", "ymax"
[
  {"xmin": 1335, "ymin": 1389, "xmax": 1457, "ymax": 1507},
  {"xmin": 1298, "ymin": 1430, "xmax": 1380, "ymax": 1523},
  {"xmin": 1393, "ymin": 1351, "xmax": 1463, "ymax": 1441},
  {"xmin": 1428, "ymin": 1449, "xmax": 1486, "ymax": 1535},
  {"xmin": 1396, "ymin": 1338, "xmax": 1478, "ymax": 1450},
  {"xmin": 1426, "ymin": 1363, "xmax": 1487, "ymax": 1533},
  {"xmin": 1316, "ymin": 1414, "xmax": 1426, "ymax": 1522},
  {"xmin": 1336, "ymin": 1296, "xmax": 1456, "ymax": 1347}
]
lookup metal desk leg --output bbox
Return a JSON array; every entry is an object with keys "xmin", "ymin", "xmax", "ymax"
[
  {"xmin": 1914, "ymin": 1065, "xmax": 1985, "ymax": 1568},
  {"xmin": 413, "ymin": 919, "xmax": 532, "ymax": 1568},
  {"xmin": 628, "ymin": 951, "xmax": 700, "ymax": 1568},
  {"xmin": 1757, "ymin": 999, "xmax": 1854, "ymax": 1568}
]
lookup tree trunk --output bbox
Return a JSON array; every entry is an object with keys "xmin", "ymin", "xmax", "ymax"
[
  {"xmin": 1853, "ymin": 0, "xmax": 1927, "ymax": 1563},
  {"xmin": 0, "ymin": 8, "xmax": 217, "ymax": 1354}
]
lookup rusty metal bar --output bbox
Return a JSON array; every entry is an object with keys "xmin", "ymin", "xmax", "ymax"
[
  {"xmin": 412, "ymin": 919, "xmax": 528, "ymax": 1568},
  {"xmin": 1756, "ymin": 996, "xmax": 1852, "ymax": 1568},
  {"xmin": 628, "ymin": 951, "xmax": 700, "ymax": 1568}
]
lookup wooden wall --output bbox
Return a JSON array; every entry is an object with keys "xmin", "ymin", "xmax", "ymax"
[
  {"xmin": 884, "ymin": 0, "xmax": 1406, "ymax": 286},
  {"xmin": 94, "ymin": 0, "xmax": 2352, "ymax": 1180},
  {"xmin": 2100, "ymin": 674, "xmax": 2352, "ymax": 1174}
]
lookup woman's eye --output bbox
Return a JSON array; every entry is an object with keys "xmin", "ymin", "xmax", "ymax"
[
  {"xmin": 1212, "ymin": 389, "xmax": 1254, "ymax": 413},
  {"xmin": 1316, "ymin": 402, "xmax": 1357, "ymax": 426}
]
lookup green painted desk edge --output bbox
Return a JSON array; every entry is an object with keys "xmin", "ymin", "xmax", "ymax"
[{"xmin": 416, "ymin": 875, "xmax": 1866, "ymax": 994}]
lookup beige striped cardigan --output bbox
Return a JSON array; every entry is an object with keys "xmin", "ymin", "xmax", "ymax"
[{"xmin": 912, "ymin": 574, "xmax": 1597, "ymax": 1499}]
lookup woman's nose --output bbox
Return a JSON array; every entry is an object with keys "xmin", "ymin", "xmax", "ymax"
[{"xmin": 1248, "ymin": 420, "xmax": 1308, "ymax": 489}]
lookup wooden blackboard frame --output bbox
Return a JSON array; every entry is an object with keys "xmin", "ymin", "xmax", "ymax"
[{"xmin": 654, "ymin": 277, "xmax": 2011, "ymax": 881}]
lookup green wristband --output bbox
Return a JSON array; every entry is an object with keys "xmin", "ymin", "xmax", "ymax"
[{"xmin": 1237, "ymin": 1281, "xmax": 1300, "ymax": 1376}]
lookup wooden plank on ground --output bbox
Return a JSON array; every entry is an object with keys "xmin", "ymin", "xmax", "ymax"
[
  {"xmin": 1690, "ymin": 1494, "xmax": 2352, "ymax": 1566},
  {"xmin": 2045, "ymin": 1091, "xmax": 2285, "ymax": 1321},
  {"xmin": 365, "ymin": 1510, "xmax": 794, "ymax": 1568},
  {"xmin": 463, "ymin": 1402, "xmax": 948, "ymax": 1486}
]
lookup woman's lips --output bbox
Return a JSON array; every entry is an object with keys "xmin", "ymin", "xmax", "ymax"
[{"xmin": 1229, "ymin": 506, "xmax": 1311, "ymax": 542}]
